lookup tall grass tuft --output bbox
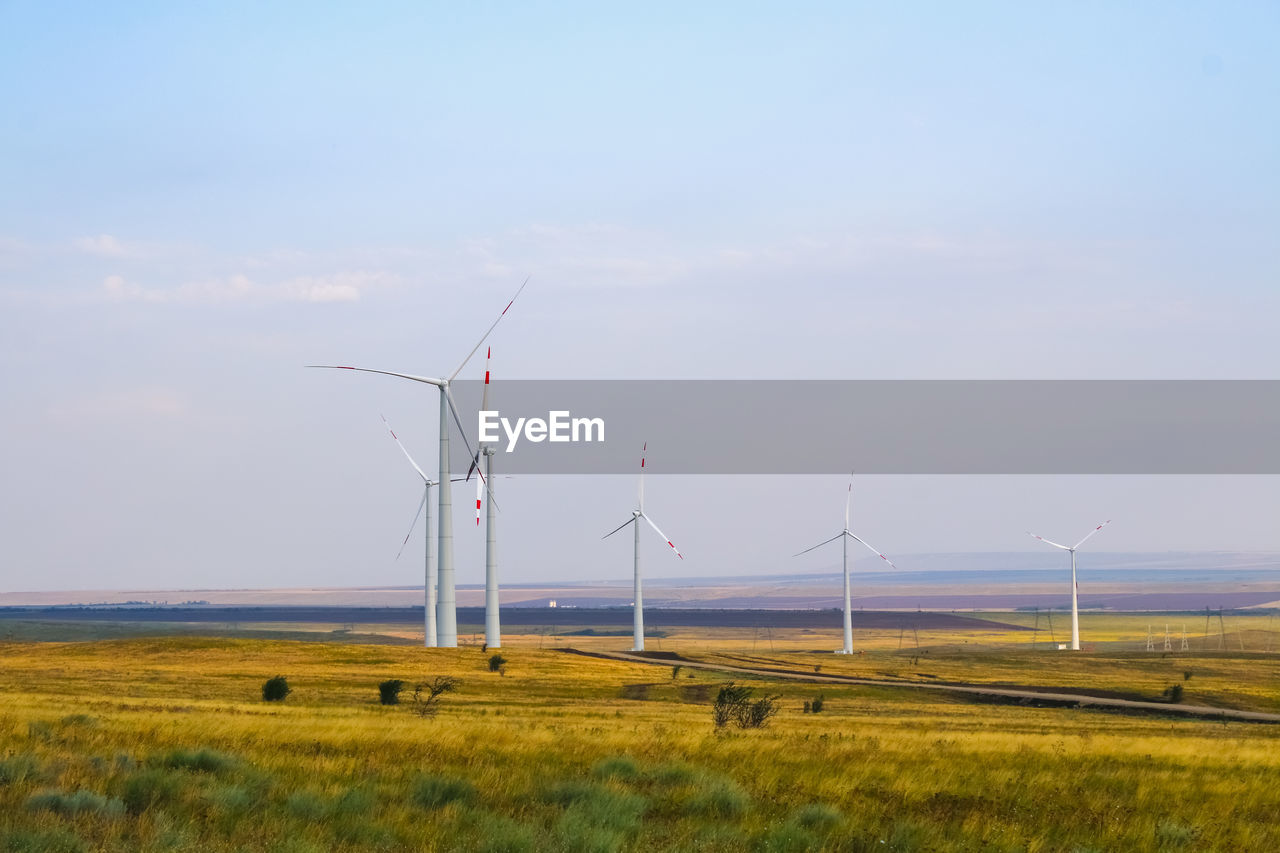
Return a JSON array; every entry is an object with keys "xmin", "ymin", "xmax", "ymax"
[
  {"xmin": 1, "ymin": 828, "xmax": 87, "ymax": 853},
  {"xmin": 26, "ymin": 789, "xmax": 125, "ymax": 818},
  {"xmin": 0, "ymin": 754, "xmax": 40, "ymax": 786},
  {"xmin": 682, "ymin": 777, "xmax": 750, "ymax": 819},
  {"xmin": 412, "ymin": 774, "xmax": 475, "ymax": 809},
  {"xmin": 121, "ymin": 768, "xmax": 185, "ymax": 815},
  {"xmin": 162, "ymin": 747, "xmax": 237, "ymax": 773},
  {"xmin": 593, "ymin": 755, "xmax": 641, "ymax": 781}
]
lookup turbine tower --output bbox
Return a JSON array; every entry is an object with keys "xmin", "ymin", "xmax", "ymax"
[
  {"xmin": 466, "ymin": 347, "xmax": 501, "ymax": 649},
  {"xmin": 795, "ymin": 476, "xmax": 897, "ymax": 654},
  {"xmin": 381, "ymin": 414, "xmax": 465, "ymax": 648},
  {"xmin": 1028, "ymin": 520, "xmax": 1111, "ymax": 651},
  {"xmin": 602, "ymin": 444, "xmax": 683, "ymax": 652},
  {"xmin": 311, "ymin": 278, "xmax": 527, "ymax": 647}
]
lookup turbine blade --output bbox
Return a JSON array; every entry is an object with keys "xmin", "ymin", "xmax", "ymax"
[
  {"xmin": 307, "ymin": 365, "xmax": 443, "ymax": 387},
  {"xmin": 381, "ymin": 414, "xmax": 429, "ymax": 483},
  {"xmin": 638, "ymin": 442, "xmax": 646, "ymax": 511},
  {"xmin": 794, "ymin": 532, "xmax": 845, "ymax": 558},
  {"xmin": 1072, "ymin": 519, "xmax": 1112, "ymax": 550},
  {"xmin": 639, "ymin": 512, "xmax": 683, "ymax": 560},
  {"xmin": 602, "ymin": 516, "xmax": 637, "ymax": 540},
  {"xmin": 449, "ymin": 277, "xmax": 529, "ymax": 381},
  {"xmin": 1028, "ymin": 531, "xmax": 1071, "ymax": 551},
  {"xmin": 444, "ymin": 386, "xmax": 478, "ymax": 474},
  {"xmin": 844, "ymin": 478, "xmax": 852, "ymax": 530},
  {"xmin": 480, "ymin": 346, "xmax": 492, "ymax": 415},
  {"xmin": 395, "ymin": 488, "xmax": 429, "ymax": 561},
  {"xmin": 847, "ymin": 532, "xmax": 897, "ymax": 569}
]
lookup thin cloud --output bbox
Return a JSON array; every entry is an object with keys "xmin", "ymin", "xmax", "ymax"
[
  {"xmin": 101, "ymin": 271, "xmax": 396, "ymax": 304},
  {"xmin": 75, "ymin": 234, "xmax": 134, "ymax": 258}
]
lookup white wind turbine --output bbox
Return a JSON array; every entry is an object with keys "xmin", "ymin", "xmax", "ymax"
[
  {"xmin": 380, "ymin": 414, "xmax": 466, "ymax": 648},
  {"xmin": 795, "ymin": 478, "xmax": 897, "ymax": 655},
  {"xmin": 465, "ymin": 346, "xmax": 502, "ymax": 649},
  {"xmin": 1027, "ymin": 520, "xmax": 1111, "ymax": 651},
  {"xmin": 602, "ymin": 444, "xmax": 683, "ymax": 652},
  {"xmin": 310, "ymin": 278, "xmax": 527, "ymax": 648}
]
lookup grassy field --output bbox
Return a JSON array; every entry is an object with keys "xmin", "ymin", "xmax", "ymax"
[{"xmin": 1, "ymin": 616, "xmax": 1279, "ymax": 851}]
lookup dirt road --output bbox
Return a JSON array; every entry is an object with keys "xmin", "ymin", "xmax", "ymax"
[{"xmin": 578, "ymin": 649, "xmax": 1280, "ymax": 724}]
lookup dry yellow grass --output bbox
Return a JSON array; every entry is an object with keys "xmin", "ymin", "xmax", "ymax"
[{"xmin": 1, "ymin": 623, "xmax": 1278, "ymax": 851}]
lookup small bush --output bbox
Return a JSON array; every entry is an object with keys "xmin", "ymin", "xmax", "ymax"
[
  {"xmin": 262, "ymin": 675, "xmax": 291, "ymax": 702},
  {"xmin": 488, "ymin": 654, "xmax": 508, "ymax": 675},
  {"xmin": 1183, "ymin": 670, "xmax": 1193, "ymax": 681},
  {"xmin": 672, "ymin": 665, "xmax": 682, "ymax": 679},
  {"xmin": 411, "ymin": 676, "xmax": 461, "ymax": 718},
  {"xmin": 739, "ymin": 697, "xmax": 780, "ymax": 729},
  {"xmin": 712, "ymin": 683, "xmax": 754, "ymax": 728},
  {"xmin": 1163, "ymin": 684, "xmax": 1185, "ymax": 703},
  {"xmin": 26, "ymin": 789, "xmax": 124, "ymax": 818},
  {"xmin": 711, "ymin": 682, "xmax": 780, "ymax": 729},
  {"xmin": 810, "ymin": 694, "xmax": 825, "ymax": 714},
  {"xmin": 378, "ymin": 679, "xmax": 405, "ymax": 705},
  {"xmin": 412, "ymin": 774, "xmax": 475, "ymax": 809}
]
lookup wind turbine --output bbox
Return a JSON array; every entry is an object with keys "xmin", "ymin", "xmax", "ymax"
[
  {"xmin": 465, "ymin": 347, "xmax": 502, "ymax": 649},
  {"xmin": 380, "ymin": 414, "xmax": 466, "ymax": 648},
  {"xmin": 795, "ymin": 477, "xmax": 897, "ymax": 655},
  {"xmin": 1027, "ymin": 520, "xmax": 1111, "ymax": 651},
  {"xmin": 310, "ymin": 278, "xmax": 527, "ymax": 647},
  {"xmin": 602, "ymin": 444, "xmax": 683, "ymax": 652}
]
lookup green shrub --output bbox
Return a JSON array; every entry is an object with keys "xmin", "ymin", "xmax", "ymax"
[
  {"xmin": 1163, "ymin": 684, "xmax": 1185, "ymax": 703},
  {"xmin": 488, "ymin": 654, "xmax": 508, "ymax": 674},
  {"xmin": 262, "ymin": 675, "xmax": 291, "ymax": 702},
  {"xmin": 378, "ymin": 679, "xmax": 405, "ymax": 705},
  {"xmin": 412, "ymin": 774, "xmax": 475, "ymax": 809},
  {"xmin": 810, "ymin": 694, "xmax": 825, "ymax": 714}
]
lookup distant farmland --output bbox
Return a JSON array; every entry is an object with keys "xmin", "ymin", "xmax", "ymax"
[{"xmin": 0, "ymin": 606, "xmax": 1022, "ymax": 631}]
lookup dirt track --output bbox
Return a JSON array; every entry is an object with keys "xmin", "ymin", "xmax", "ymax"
[{"xmin": 577, "ymin": 649, "xmax": 1280, "ymax": 724}]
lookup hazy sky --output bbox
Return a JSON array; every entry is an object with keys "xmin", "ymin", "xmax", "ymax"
[{"xmin": 2, "ymin": 3, "xmax": 1278, "ymax": 592}]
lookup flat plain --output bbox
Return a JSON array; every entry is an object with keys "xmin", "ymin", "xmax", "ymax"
[{"xmin": 2, "ymin": 612, "xmax": 1279, "ymax": 852}]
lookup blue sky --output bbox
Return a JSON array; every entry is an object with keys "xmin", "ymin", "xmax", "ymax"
[{"xmin": 1, "ymin": 3, "xmax": 1278, "ymax": 591}]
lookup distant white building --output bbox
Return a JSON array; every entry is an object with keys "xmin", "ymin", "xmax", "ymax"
[{"xmin": 548, "ymin": 599, "xmax": 557, "ymax": 608}]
